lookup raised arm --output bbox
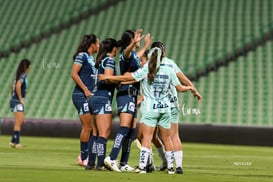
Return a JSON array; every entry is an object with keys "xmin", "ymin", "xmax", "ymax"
[
  {"xmin": 137, "ymin": 33, "xmax": 152, "ymax": 58},
  {"xmin": 124, "ymin": 29, "xmax": 144, "ymax": 59}
]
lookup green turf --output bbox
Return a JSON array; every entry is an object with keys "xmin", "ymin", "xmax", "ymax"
[{"xmin": 0, "ymin": 136, "xmax": 272, "ymax": 182}]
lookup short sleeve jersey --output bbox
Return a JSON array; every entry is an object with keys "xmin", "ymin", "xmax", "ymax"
[
  {"xmin": 132, "ymin": 63, "xmax": 180, "ymax": 113},
  {"xmin": 118, "ymin": 50, "xmax": 141, "ymax": 93},
  {"xmin": 11, "ymin": 73, "xmax": 28, "ymax": 100},
  {"xmin": 161, "ymin": 57, "xmax": 182, "ymax": 108},
  {"xmin": 73, "ymin": 52, "xmax": 96, "ymax": 93},
  {"xmin": 94, "ymin": 56, "xmax": 117, "ymax": 102}
]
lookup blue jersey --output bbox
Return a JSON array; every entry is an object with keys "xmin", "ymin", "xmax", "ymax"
[
  {"xmin": 94, "ymin": 56, "xmax": 117, "ymax": 102},
  {"xmin": 118, "ymin": 50, "xmax": 141, "ymax": 93},
  {"xmin": 73, "ymin": 52, "xmax": 96, "ymax": 93},
  {"xmin": 11, "ymin": 73, "xmax": 28, "ymax": 100}
]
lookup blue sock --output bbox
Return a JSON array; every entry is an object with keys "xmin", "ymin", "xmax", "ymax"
[
  {"xmin": 11, "ymin": 131, "xmax": 20, "ymax": 144},
  {"xmin": 120, "ymin": 128, "xmax": 136, "ymax": 166},
  {"xmin": 80, "ymin": 141, "xmax": 88, "ymax": 160},
  {"xmin": 109, "ymin": 126, "xmax": 130, "ymax": 160},
  {"xmin": 97, "ymin": 137, "xmax": 107, "ymax": 167},
  {"xmin": 88, "ymin": 135, "xmax": 97, "ymax": 165}
]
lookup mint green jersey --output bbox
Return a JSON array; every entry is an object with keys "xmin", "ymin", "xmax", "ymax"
[
  {"xmin": 132, "ymin": 63, "xmax": 180, "ymax": 113},
  {"xmin": 161, "ymin": 57, "xmax": 182, "ymax": 108}
]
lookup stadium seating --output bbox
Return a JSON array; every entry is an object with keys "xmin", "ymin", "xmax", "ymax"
[{"xmin": 0, "ymin": 0, "xmax": 272, "ymax": 127}]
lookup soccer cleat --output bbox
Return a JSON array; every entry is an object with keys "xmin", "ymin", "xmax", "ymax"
[
  {"xmin": 77, "ymin": 154, "xmax": 88, "ymax": 167},
  {"xmin": 9, "ymin": 142, "xmax": 16, "ymax": 148},
  {"xmin": 10, "ymin": 143, "xmax": 23, "ymax": 149},
  {"xmin": 85, "ymin": 163, "xmax": 96, "ymax": 170},
  {"xmin": 159, "ymin": 164, "xmax": 167, "ymax": 171},
  {"xmin": 167, "ymin": 167, "xmax": 175, "ymax": 174},
  {"xmin": 176, "ymin": 167, "xmax": 184, "ymax": 174},
  {"xmin": 96, "ymin": 165, "xmax": 108, "ymax": 171},
  {"xmin": 15, "ymin": 144, "xmax": 23, "ymax": 148},
  {"xmin": 146, "ymin": 163, "xmax": 155, "ymax": 173},
  {"xmin": 135, "ymin": 167, "xmax": 147, "ymax": 174},
  {"xmin": 104, "ymin": 156, "xmax": 121, "ymax": 172},
  {"xmin": 120, "ymin": 164, "xmax": 135, "ymax": 172}
]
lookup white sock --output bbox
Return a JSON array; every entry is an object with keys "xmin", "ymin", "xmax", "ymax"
[
  {"xmin": 156, "ymin": 147, "xmax": 167, "ymax": 166},
  {"xmin": 165, "ymin": 151, "xmax": 174, "ymax": 169},
  {"xmin": 174, "ymin": 150, "xmax": 183, "ymax": 168},
  {"xmin": 139, "ymin": 147, "xmax": 150, "ymax": 169}
]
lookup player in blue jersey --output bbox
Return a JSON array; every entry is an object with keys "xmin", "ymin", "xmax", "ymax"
[
  {"xmin": 99, "ymin": 47, "xmax": 195, "ymax": 174},
  {"xmin": 9, "ymin": 59, "xmax": 31, "ymax": 148},
  {"xmin": 104, "ymin": 29, "xmax": 152, "ymax": 172},
  {"xmin": 87, "ymin": 38, "xmax": 120, "ymax": 171},
  {"xmin": 71, "ymin": 34, "xmax": 99, "ymax": 167}
]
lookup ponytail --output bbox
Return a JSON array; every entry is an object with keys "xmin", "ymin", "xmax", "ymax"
[
  {"xmin": 73, "ymin": 34, "xmax": 97, "ymax": 60},
  {"xmin": 95, "ymin": 42, "xmax": 106, "ymax": 68},
  {"xmin": 148, "ymin": 48, "xmax": 162, "ymax": 84},
  {"xmin": 16, "ymin": 59, "xmax": 31, "ymax": 81}
]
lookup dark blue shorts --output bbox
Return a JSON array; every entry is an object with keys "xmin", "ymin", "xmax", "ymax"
[
  {"xmin": 89, "ymin": 96, "xmax": 112, "ymax": 115},
  {"xmin": 117, "ymin": 94, "xmax": 137, "ymax": 118},
  {"xmin": 10, "ymin": 99, "xmax": 24, "ymax": 112},
  {"xmin": 72, "ymin": 92, "xmax": 89, "ymax": 115}
]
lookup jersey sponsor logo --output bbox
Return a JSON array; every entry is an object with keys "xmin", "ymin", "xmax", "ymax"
[
  {"xmin": 155, "ymin": 74, "xmax": 169, "ymax": 79},
  {"xmin": 128, "ymin": 102, "xmax": 135, "ymax": 112},
  {"xmin": 153, "ymin": 102, "xmax": 169, "ymax": 109}
]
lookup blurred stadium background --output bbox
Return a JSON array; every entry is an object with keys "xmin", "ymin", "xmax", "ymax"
[{"xmin": 0, "ymin": 0, "xmax": 272, "ymax": 145}]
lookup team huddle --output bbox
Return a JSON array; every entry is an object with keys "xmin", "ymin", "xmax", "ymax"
[{"xmin": 71, "ymin": 29, "xmax": 202, "ymax": 174}]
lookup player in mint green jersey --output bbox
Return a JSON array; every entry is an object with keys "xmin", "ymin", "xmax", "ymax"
[{"xmin": 150, "ymin": 42, "xmax": 202, "ymax": 174}]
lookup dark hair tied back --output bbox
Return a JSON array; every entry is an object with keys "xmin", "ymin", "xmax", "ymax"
[
  {"xmin": 95, "ymin": 38, "xmax": 119, "ymax": 68},
  {"xmin": 73, "ymin": 34, "xmax": 97, "ymax": 59},
  {"xmin": 16, "ymin": 59, "xmax": 31, "ymax": 81},
  {"xmin": 119, "ymin": 30, "xmax": 135, "ymax": 53}
]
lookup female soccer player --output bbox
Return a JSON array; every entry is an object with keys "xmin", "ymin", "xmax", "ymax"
[
  {"xmin": 10, "ymin": 59, "xmax": 31, "ymax": 148},
  {"xmin": 71, "ymin": 34, "xmax": 99, "ymax": 167},
  {"xmin": 143, "ymin": 42, "xmax": 202, "ymax": 174},
  {"xmin": 99, "ymin": 47, "xmax": 195, "ymax": 174},
  {"xmin": 87, "ymin": 38, "xmax": 120, "ymax": 170},
  {"xmin": 104, "ymin": 29, "xmax": 151, "ymax": 172}
]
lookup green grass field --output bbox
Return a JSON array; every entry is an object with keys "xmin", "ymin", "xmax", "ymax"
[{"xmin": 0, "ymin": 135, "xmax": 272, "ymax": 182}]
